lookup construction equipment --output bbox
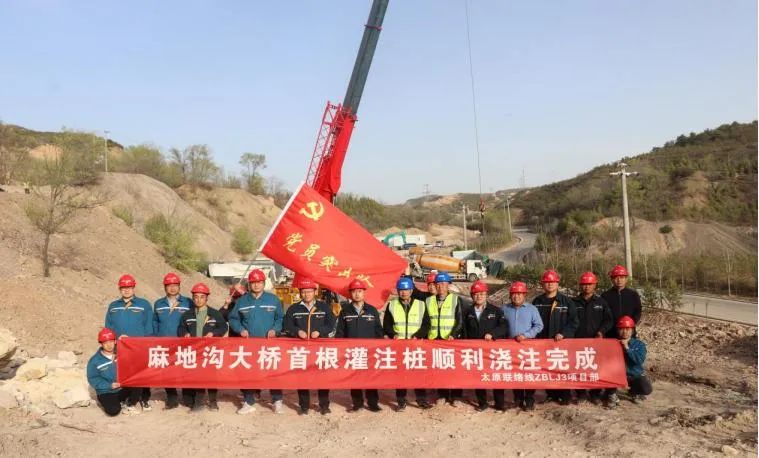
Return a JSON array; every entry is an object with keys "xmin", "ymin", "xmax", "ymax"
[
  {"xmin": 381, "ymin": 231, "xmax": 407, "ymax": 247},
  {"xmin": 410, "ymin": 253, "xmax": 487, "ymax": 282},
  {"xmin": 305, "ymin": 0, "xmax": 389, "ymax": 202}
]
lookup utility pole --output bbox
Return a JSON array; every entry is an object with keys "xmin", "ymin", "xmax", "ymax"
[
  {"xmin": 103, "ymin": 130, "xmax": 110, "ymax": 173},
  {"xmin": 504, "ymin": 195, "xmax": 513, "ymax": 239},
  {"xmin": 462, "ymin": 204, "xmax": 468, "ymax": 250},
  {"xmin": 610, "ymin": 162, "xmax": 639, "ymax": 280}
]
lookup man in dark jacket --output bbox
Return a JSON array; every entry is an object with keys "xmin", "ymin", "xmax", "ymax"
[
  {"xmin": 601, "ymin": 265, "xmax": 642, "ymax": 337},
  {"xmin": 463, "ymin": 281, "xmax": 507, "ymax": 412},
  {"xmin": 531, "ymin": 269, "xmax": 579, "ymax": 405},
  {"xmin": 152, "ymin": 272, "xmax": 192, "ymax": 409},
  {"xmin": 427, "ymin": 271, "xmax": 466, "ymax": 406},
  {"xmin": 335, "ymin": 279, "xmax": 384, "ymax": 412},
  {"xmin": 384, "ymin": 277, "xmax": 432, "ymax": 410},
  {"xmin": 573, "ymin": 271, "xmax": 614, "ymax": 404},
  {"xmin": 177, "ymin": 283, "xmax": 228, "ymax": 412},
  {"xmin": 284, "ymin": 277, "xmax": 336, "ymax": 415}
]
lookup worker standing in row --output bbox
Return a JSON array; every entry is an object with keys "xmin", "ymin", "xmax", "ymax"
[
  {"xmin": 177, "ymin": 283, "xmax": 228, "ymax": 412},
  {"xmin": 152, "ymin": 272, "xmax": 192, "ymax": 409},
  {"xmin": 383, "ymin": 277, "xmax": 432, "ymax": 410},
  {"xmin": 463, "ymin": 281, "xmax": 508, "ymax": 412},
  {"xmin": 501, "ymin": 281, "xmax": 543, "ymax": 411},
  {"xmin": 573, "ymin": 272, "xmax": 614, "ymax": 404},
  {"xmin": 336, "ymin": 279, "xmax": 384, "ymax": 412},
  {"xmin": 284, "ymin": 278, "xmax": 336, "ymax": 415},
  {"xmin": 532, "ymin": 269, "xmax": 578, "ymax": 405},
  {"xmin": 229, "ymin": 269, "xmax": 285, "ymax": 414},
  {"xmin": 601, "ymin": 265, "xmax": 642, "ymax": 336},
  {"xmin": 427, "ymin": 272, "xmax": 465, "ymax": 406},
  {"xmin": 104, "ymin": 274, "xmax": 154, "ymax": 411}
]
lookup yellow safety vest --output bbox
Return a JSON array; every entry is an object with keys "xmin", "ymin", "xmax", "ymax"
[
  {"xmin": 427, "ymin": 294, "xmax": 457, "ymax": 340},
  {"xmin": 388, "ymin": 299, "xmax": 425, "ymax": 339}
]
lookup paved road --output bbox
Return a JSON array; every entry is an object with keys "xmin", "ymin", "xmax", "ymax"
[
  {"xmin": 678, "ymin": 293, "xmax": 757, "ymax": 325},
  {"xmin": 490, "ymin": 228, "xmax": 537, "ymax": 266}
]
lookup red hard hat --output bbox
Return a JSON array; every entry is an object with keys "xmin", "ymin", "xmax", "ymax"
[
  {"xmin": 426, "ymin": 273, "xmax": 437, "ymax": 284},
  {"xmin": 190, "ymin": 283, "xmax": 211, "ymax": 295},
  {"xmin": 541, "ymin": 270, "xmax": 560, "ymax": 283},
  {"xmin": 609, "ymin": 265, "xmax": 629, "ymax": 278},
  {"xmin": 118, "ymin": 274, "xmax": 136, "ymax": 288},
  {"xmin": 248, "ymin": 269, "xmax": 266, "ymax": 283},
  {"xmin": 616, "ymin": 315, "xmax": 636, "ymax": 329},
  {"xmin": 509, "ymin": 281, "xmax": 528, "ymax": 294},
  {"xmin": 297, "ymin": 277, "xmax": 317, "ymax": 290},
  {"xmin": 163, "ymin": 272, "xmax": 181, "ymax": 286},
  {"xmin": 348, "ymin": 279, "xmax": 367, "ymax": 291},
  {"xmin": 470, "ymin": 280, "xmax": 488, "ymax": 294},
  {"xmin": 229, "ymin": 284, "xmax": 246, "ymax": 298},
  {"xmin": 579, "ymin": 272, "xmax": 598, "ymax": 285},
  {"xmin": 98, "ymin": 328, "xmax": 116, "ymax": 343}
]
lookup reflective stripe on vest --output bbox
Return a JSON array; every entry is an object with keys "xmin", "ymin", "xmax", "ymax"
[
  {"xmin": 389, "ymin": 299, "xmax": 425, "ymax": 339},
  {"xmin": 427, "ymin": 294, "xmax": 457, "ymax": 339}
]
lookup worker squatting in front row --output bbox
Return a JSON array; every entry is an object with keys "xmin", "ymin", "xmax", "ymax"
[{"xmin": 88, "ymin": 265, "xmax": 651, "ymax": 417}]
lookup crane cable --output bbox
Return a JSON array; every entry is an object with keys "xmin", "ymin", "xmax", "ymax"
[{"xmin": 464, "ymin": 0, "xmax": 485, "ymax": 232}]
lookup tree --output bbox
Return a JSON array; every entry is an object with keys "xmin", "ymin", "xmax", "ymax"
[
  {"xmin": 24, "ymin": 135, "xmax": 105, "ymax": 277},
  {"xmin": 169, "ymin": 144, "xmax": 220, "ymax": 186},
  {"xmin": 239, "ymin": 153, "xmax": 266, "ymax": 195}
]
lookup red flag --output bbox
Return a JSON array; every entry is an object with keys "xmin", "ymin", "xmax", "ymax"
[{"xmin": 260, "ymin": 182, "xmax": 407, "ymax": 306}]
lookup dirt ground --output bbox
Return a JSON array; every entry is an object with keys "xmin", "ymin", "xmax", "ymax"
[{"xmin": 0, "ymin": 310, "xmax": 755, "ymax": 458}]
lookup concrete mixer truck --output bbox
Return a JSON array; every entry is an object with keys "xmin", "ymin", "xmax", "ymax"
[{"xmin": 410, "ymin": 253, "xmax": 487, "ymax": 282}]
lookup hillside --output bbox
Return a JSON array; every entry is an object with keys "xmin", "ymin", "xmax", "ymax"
[{"xmin": 510, "ymin": 121, "xmax": 757, "ymax": 226}]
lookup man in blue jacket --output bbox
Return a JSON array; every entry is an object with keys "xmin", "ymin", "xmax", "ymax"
[
  {"xmin": 605, "ymin": 315, "xmax": 653, "ymax": 408},
  {"xmin": 104, "ymin": 274, "xmax": 154, "ymax": 411},
  {"xmin": 228, "ymin": 269, "xmax": 285, "ymax": 415},
  {"xmin": 86, "ymin": 328, "xmax": 139, "ymax": 416},
  {"xmin": 501, "ymin": 281, "xmax": 543, "ymax": 411},
  {"xmin": 152, "ymin": 272, "xmax": 192, "ymax": 409}
]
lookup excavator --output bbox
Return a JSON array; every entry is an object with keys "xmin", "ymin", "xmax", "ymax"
[{"xmin": 274, "ymin": 0, "xmax": 390, "ymax": 311}]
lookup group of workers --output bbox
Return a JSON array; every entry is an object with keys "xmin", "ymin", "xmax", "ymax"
[{"xmin": 87, "ymin": 264, "xmax": 652, "ymax": 417}]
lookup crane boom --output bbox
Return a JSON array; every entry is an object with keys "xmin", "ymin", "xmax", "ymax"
[{"xmin": 306, "ymin": 0, "xmax": 388, "ymax": 202}]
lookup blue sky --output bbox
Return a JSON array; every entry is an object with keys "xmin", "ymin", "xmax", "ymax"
[{"xmin": 2, "ymin": 0, "xmax": 756, "ymax": 203}]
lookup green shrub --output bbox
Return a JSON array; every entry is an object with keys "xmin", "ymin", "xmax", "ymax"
[
  {"xmin": 144, "ymin": 214, "xmax": 205, "ymax": 272},
  {"xmin": 659, "ymin": 225, "xmax": 673, "ymax": 234},
  {"xmin": 231, "ymin": 227, "xmax": 255, "ymax": 257},
  {"xmin": 112, "ymin": 206, "xmax": 134, "ymax": 227}
]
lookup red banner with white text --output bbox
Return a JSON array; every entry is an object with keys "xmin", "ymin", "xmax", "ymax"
[{"xmin": 117, "ymin": 337, "xmax": 627, "ymax": 389}]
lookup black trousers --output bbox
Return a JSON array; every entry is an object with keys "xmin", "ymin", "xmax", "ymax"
[
  {"xmin": 437, "ymin": 389, "xmax": 463, "ymax": 401},
  {"xmin": 513, "ymin": 389, "xmax": 535, "ymax": 402},
  {"xmin": 608, "ymin": 375, "xmax": 653, "ymax": 396},
  {"xmin": 97, "ymin": 389, "xmax": 138, "ymax": 416},
  {"xmin": 546, "ymin": 389, "xmax": 570, "ymax": 401},
  {"xmin": 297, "ymin": 389, "xmax": 329, "ymax": 409},
  {"xmin": 141, "ymin": 387, "xmax": 151, "ymax": 402},
  {"xmin": 396, "ymin": 388, "xmax": 427, "ymax": 401},
  {"xmin": 183, "ymin": 389, "xmax": 217, "ymax": 403},
  {"xmin": 165, "ymin": 388, "xmax": 182, "ymax": 400},
  {"xmin": 350, "ymin": 389, "xmax": 379, "ymax": 407},
  {"xmin": 475, "ymin": 389, "xmax": 505, "ymax": 408}
]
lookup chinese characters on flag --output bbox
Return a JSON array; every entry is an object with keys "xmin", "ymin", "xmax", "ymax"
[
  {"xmin": 117, "ymin": 337, "xmax": 628, "ymax": 390},
  {"xmin": 260, "ymin": 182, "xmax": 408, "ymax": 306}
]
